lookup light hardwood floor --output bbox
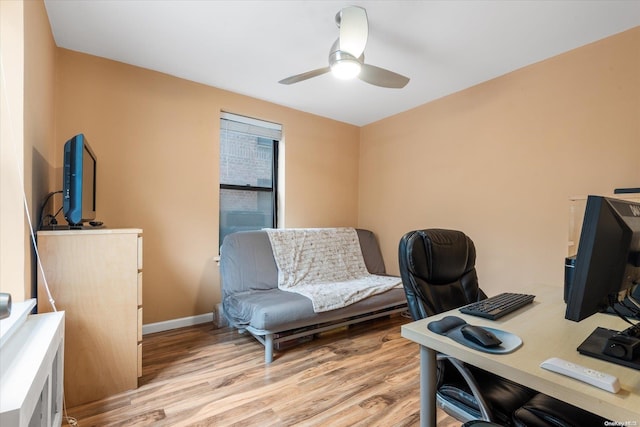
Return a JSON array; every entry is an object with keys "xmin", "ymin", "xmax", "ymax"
[{"xmin": 64, "ymin": 314, "xmax": 461, "ymax": 427}]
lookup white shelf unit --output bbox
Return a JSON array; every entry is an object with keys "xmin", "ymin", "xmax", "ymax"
[{"xmin": 0, "ymin": 299, "xmax": 65, "ymax": 427}]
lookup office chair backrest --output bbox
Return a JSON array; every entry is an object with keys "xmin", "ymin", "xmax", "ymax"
[{"xmin": 399, "ymin": 229, "xmax": 486, "ymax": 319}]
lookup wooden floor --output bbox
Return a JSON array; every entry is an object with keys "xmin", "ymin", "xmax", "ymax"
[{"xmin": 64, "ymin": 314, "xmax": 461, "ymax": 427}]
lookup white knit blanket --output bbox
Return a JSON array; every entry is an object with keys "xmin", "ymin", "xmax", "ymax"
[{"xmin": 265, "ymin": 227, "xmax": 401, "ymax": 312}]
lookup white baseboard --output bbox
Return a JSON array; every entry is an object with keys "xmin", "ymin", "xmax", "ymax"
[{"xmin": 142, "ymin": 312, "xmax": 213, "ymax": 336}]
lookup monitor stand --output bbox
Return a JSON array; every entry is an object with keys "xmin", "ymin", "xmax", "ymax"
[{"xmin": 577, "ymin": 326, "xmax": 640, "ymax": 370}]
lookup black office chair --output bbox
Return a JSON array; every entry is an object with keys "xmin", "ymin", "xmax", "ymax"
[
  {"xmin": 512, "ymin": 393, "xmax": 610, "ymax": 427},
  {"xmin": 399, "ymin": 229, "xmax": 611, "ymax": 427},
  {"xmin": 399, "ymin": 229, "xmax": 536, "ymax": 425}
]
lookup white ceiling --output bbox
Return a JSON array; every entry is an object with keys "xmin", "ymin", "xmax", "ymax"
[{"xmin": 43, "ymin": 0, "xmax": 640, "ymax": 126}]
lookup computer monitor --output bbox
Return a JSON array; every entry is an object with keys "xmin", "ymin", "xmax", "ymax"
[
  {"xmin": 565, "ymin": 195, "xmax": 640, "ymax": 367},
  {"xmin": 565, "ymin": 196, "xmax": 640, "ymax": 322}
]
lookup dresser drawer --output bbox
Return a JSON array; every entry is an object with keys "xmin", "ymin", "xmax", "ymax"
[
  {"xmin": 137, "ymin": 343, "xmax": 142, "ymax": 377},
  {"xmin": 137, "ymin": 236, "xmax": 143, "ymax": 270},
  {"xmin": 137, "ymin": 307, "xmax": 143, "ymax": 342}
]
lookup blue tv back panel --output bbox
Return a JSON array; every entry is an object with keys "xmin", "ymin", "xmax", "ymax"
[{"xmin": 62, "ymin": 134, "xmax": 84, "ymax": 225}]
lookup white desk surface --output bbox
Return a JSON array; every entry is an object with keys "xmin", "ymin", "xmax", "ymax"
[{"xmin": 401, "ymin": 284, "xmax": 640, "ymax": 422}]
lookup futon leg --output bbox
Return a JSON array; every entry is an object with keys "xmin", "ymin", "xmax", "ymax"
[{"xmin": 265, "ymin": 333, "xmax": 274, "ymax": 364}]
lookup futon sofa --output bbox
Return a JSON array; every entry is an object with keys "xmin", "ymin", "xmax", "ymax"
[{"xmin": 220, "ymin": 228, "xmax": 408, "ymax": 363}]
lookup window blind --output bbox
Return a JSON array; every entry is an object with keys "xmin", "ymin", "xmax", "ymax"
[{"xmin": 220, "ymin": 112, "xmax": 282, "ymax": 141}]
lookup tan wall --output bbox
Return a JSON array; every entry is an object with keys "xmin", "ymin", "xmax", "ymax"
[
  {"xmin": 359, "ymin": 27, "xmax": 640, "ymax": 296},
  {"xmin": 0, "ymin": 0, "xmax": 26, "ymax": 299},
  {"xmin": 24, "ymin": 0, "xmax": 57, "ymax": 300},
  {"xmin": 54, "ymin": 49, "xmax": 360, "ymax": 323},
  {"xmin": 0, "ymin": 0, "xmax": 56, "ymax": 301}
]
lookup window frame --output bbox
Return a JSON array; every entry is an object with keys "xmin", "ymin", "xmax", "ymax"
[{"xmin": 219, "ymin": 113, "xmax": 281, "ymax": 247}]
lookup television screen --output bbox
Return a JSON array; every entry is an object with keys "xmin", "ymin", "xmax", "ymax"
[{"xmin": 63, "ymin": 134, "xmax": 97, "ymax": 226}]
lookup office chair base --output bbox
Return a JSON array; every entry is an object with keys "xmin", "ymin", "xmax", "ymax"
[{"xmin": 437, "ymin": 394, "xmax": 481, "ymax": 424}]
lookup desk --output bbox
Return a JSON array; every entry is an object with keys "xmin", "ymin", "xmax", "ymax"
[{"xmin": 401, "ymin": 285, "xmax": 640, "ymax": 427}]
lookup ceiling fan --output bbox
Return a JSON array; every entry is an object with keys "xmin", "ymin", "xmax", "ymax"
[{"xmin": 278, "ymin": 6, "xmax": 410, "ymax": 89}]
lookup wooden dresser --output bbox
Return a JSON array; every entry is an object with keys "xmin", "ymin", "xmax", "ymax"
[{"xmin": 36, "ymin": 228, "xmax": 143, "ymax": 407}]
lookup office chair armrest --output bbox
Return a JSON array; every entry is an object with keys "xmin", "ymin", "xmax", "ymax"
[{"xmin": 438, "ymin": 354, "xmax": 493, "ymax": 421}]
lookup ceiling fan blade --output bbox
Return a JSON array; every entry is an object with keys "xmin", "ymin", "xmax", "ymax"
[
  {"xmin": 338, "ymin": 6, "xmax": 368, "ymax": 58},
  {"xmin": 358, "ymin": 64, "xmax": 410, "ymax": 88},
  {"xmin": 278, "ymin": 67, "xmax": 331, "ymax": 85}
]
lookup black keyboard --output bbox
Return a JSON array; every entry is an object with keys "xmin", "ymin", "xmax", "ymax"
[{"xmin": 459, "ymin": 292, "xmax": 535, "ymax": 320}]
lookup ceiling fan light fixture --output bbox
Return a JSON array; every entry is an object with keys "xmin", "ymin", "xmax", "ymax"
[
  {"xmin": 329, "ymin": 49, "xmax": 361, "ymax": 80},
  {"xmin": 331, "ymin": 58, "xmax": 361, "ymax": 79}
]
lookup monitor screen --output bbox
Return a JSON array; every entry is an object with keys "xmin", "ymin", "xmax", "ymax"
[
  {"xmin": 565, "ymin": 196, "xmax": 640, "ymax": 322},
  {"xmin": 82, "ymin": 143, "xmax": 97, "ymax": 216}
]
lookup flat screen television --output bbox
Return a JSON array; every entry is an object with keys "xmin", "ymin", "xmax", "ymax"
[
  {"xmin": 565, "ymin": 196, "xmax": 640, "ymax": 322},
  {"xmin": 63, "ymin": 134, "xmax": 97, "ymax": 226}
]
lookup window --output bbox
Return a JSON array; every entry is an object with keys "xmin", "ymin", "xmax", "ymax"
[{"xmin": 219, "ymin": 113, "xmax": 281, "ymax": 247}]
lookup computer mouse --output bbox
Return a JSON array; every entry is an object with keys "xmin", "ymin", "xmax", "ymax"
[{"xmin": 460, "ymin": 324, "xmax": 502, "ymax": 348}]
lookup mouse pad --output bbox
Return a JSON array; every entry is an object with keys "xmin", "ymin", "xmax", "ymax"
[{"xmin": 428, "ymin": 316, "xmax": 523, "ymax": 354}]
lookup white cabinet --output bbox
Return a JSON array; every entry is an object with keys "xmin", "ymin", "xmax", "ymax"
[{"xmin": 0, "ymin": 299, "xmax": 65, "ymax": 427}]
